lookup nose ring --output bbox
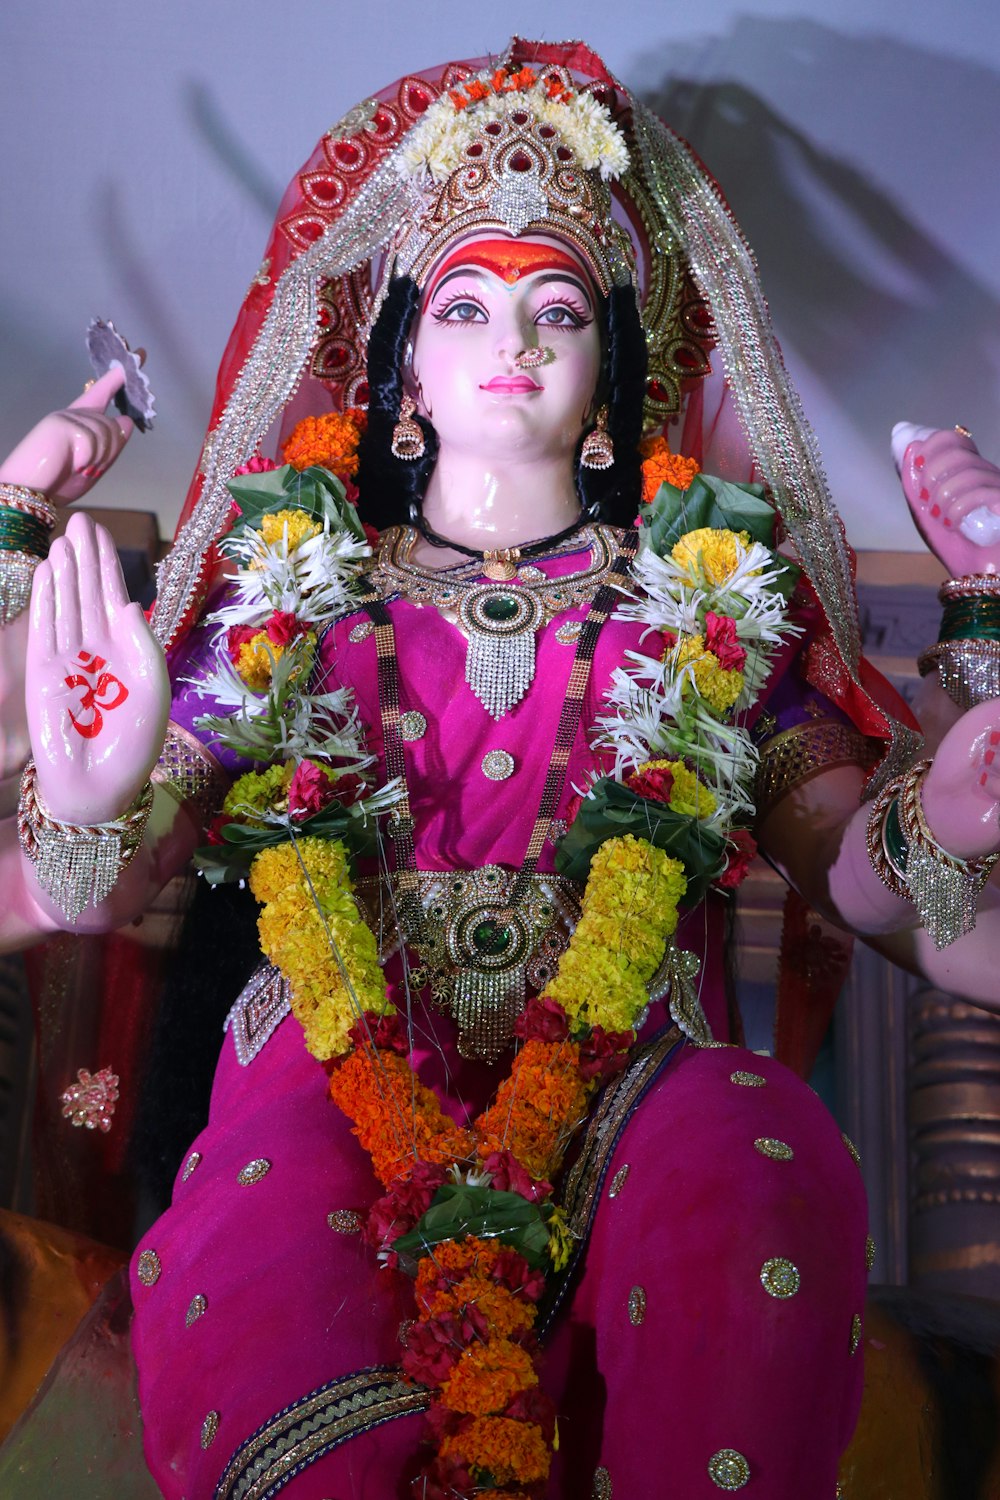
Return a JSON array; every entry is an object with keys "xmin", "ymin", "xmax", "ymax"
[{"xmin": 514, "ymin": 347, "xmax": 554, "ymax": 369}]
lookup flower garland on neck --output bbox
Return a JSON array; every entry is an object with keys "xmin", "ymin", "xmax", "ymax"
[{"xmin": 191, "ymin": 412, "xmax": 800, "ymax": 1497}]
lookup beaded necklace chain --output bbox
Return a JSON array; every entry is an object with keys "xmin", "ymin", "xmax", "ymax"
[{"xmin": 354, "ymin": 528, "xmax": 638, "ymax": 1059}]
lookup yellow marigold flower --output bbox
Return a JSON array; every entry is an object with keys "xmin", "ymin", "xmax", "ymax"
[
  {"xmin": 638, "ymin": 434, "xmax": 701, "ymax": 504},
  {"xmin": 234, "ymin": 632, "xmax": 277, "ymax": 691},
  {"xmin": 547, "ymin": 1207, "xmax": 574, "ymax": 1272},
  {"xmin": 671, "ymin": 636, "xmax": 743, "ymax": 716},
  {"xmin": 635, "ymin": 758, "xmax": 718, "ymax": 820},
  {"xmin": 545, "ymin": 837, "xmax": 686, "ymax": 1033},
  {"xmin": 224, "ymin": 763, "xmax": 294, "ymax": 823},
  {"xmin": 441, "ymin": 1339, "xmax": 537, "ymax": 1417},
  {"xmin": 249, "ymin": 837, "xmax": 387, "ymax": 1059},
  {"xmin": 671, "ymin": 526, "xmax": 751, "ymax": 587},
  {"xmin": 691, "ymin": 654, "xmax": 743, "ymax": 714},
  {"xmin": 259, "ymin": 509, "xmax": 322, "ymax": 550}
]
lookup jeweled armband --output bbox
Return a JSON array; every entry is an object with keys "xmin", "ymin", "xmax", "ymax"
[
  {"xmin": 918, "ymin": 575, "xmax": 1000, "ymax": 710},
  {"xmin": 151, "ymin": 721, "xmax": 227, "ymax": 825},
  {"xmin": 754, "ymin": 718, "xmax": 872, "ymax": 822},
  {"xmin": 17, "ymin": 759, "xmax": 154, "ymax": 923},
  {"xmin": 865, "ymin": 759, "xmax": 999, "ymax": 949}
]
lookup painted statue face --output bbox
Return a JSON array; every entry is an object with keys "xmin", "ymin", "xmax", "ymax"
[{"xmin": 409, "ymin": 233, "xmax": 603, "ymax": 464}]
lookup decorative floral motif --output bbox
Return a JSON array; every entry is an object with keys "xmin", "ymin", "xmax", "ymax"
[{"xmin": 60, "ymin": 1066, "xmax": 120, "ymax": 1133}]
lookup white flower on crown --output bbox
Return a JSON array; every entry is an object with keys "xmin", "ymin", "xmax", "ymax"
[{"xmin": 398, "ymin": 73, "xmax": 630, "ymax": 186}]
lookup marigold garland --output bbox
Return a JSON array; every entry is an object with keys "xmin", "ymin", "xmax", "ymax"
[
  {"xmin": 329, "ymin": 1048, "xmax": 472, "ymax": 1187},
  {"xmin": 194, "ymin": 427, "xmax": 797, "ymax": 1498},
  {"xmin": 248, "ymin": 838, "xmax": 389, "ymax": 1060},
  {"xmin": 440, "ymin": 1414, "xmax": 551, "ymax": 1486}
]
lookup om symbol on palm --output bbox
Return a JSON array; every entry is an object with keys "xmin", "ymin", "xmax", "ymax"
[{"xmin": 63, "ymin": 650, "xmax": 130, "ymax": 739}]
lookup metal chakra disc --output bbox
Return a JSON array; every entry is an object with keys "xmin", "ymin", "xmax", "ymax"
[
  {"xmin": 482, "ymin": 749, "xmax": 515, "ymax": 781},
  {"xmin": 399, "ymin": 710, "xmax": 427, "ymax": 742},
  {"xmin": 458, "ymin": 584, "xmax": 544, "ymax": 720}
]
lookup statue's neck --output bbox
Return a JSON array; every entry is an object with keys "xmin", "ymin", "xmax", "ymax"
[{"xmin": 413, "ymin": 449, "xmax": 582, "ymax": 566}]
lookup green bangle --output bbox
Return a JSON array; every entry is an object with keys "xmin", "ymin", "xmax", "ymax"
[
  {"xmin": 0, "ymin": 506, "xmax": 50, "ymax": 559},
  {"xmin": 882, "ymin": 795, "xmax": 908, "ymax": 877}
]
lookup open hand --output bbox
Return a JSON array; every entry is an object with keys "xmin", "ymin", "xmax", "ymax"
[
  {"xmin": 0, "ymin": 368, "xmax": 133, "ymax": 505},
  {"xmin": 27, "ymin": 512, "xmax": 169, "ymax": 822}
]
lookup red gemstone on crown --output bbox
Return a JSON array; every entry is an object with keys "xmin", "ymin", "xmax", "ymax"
[
  {"xmin": 556, "ymin": 146, "xmax": 573, "ymax": 162},
  {"xmin": 467, "ymin": 143, "xmax": 483, "ymax": 157},
  {"xmin": 334, "ymin": 141, "xmax": 360, "ymax": 166},
  {"xmin": 647, "ymin": 379, "xmax": 672, "ymax": 403},
  {"xmin": 509, "ymin": 150, "xmax": 533, "ymax": 172}
]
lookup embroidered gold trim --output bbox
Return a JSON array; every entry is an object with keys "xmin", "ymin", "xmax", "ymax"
[
  {"xmin": 561, "ymin": 1027, "xmax": 683, "ymax": 1244},
  {"xmin": 213, "ymin": 1366, "xmax": 428, "ymax": 1500},
  {"xmin": 754, "ymin": 718, "xmax": 872, "ymax": 822}
]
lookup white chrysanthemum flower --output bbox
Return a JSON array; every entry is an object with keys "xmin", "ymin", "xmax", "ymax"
[{"xmin": 211, "ymin": 522, "xmax": 369, "ymax": 631}]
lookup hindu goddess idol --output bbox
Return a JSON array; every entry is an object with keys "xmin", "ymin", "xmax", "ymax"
[{"xmin": 2, "ymin": 38, "xmax": 1000, "ymax": 1500}]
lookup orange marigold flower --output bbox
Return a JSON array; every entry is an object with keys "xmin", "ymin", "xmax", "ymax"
[
  {"xmin": 638, "ymin": 434, "xmax": 701, "ymax": 504},
  {"xmin": 476, "ymin": 1039, "xmax": 588, "ymax": 1181},
  {"xmin": 465, "ymin": 80, "xmax": 491, "ymax": 103},
  {"xmin": 420, "ymin": 1277, "xmax": 537, "ymax": 1339},
  {"xmin": 416, "ymin": 1236, "xmax": 501, "ymax": 1292},
  {"xmin": 441, "ymin": 1338, "xmax": 538, "ymax": 1417},
  {"xmin": 509, "ymin": 67, "xmax": 537, "ymax": 90},
  {"xmin": 281, "ymin": 409, "xmax": 366, "ymax": 476},
  {"xmin": 448, "ymin": 89, "xmax": 469, "ymax": 110},
  {"xmin": 329, "ymin": 1050, "xmax": 472, "ymax": 1187},
  {"xmin": 442, "ymin": 1415, "xmax": 550, "ymax": 1485}
]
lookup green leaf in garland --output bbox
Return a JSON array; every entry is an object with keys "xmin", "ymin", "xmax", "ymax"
[
  {"xmin": 226, "ymin": 463, "xmax": 365, "ymax": 543},
  {"xmin": 392, "ymin": 1183, "xmax": 553, "ymax": 1268},
  {"xmin": 554, "ymin": 777, "xmax": 727, "ymax": 902},
  {"xmin": 639, "ymin": 472, "xmax": 779, "ymax": 554}
]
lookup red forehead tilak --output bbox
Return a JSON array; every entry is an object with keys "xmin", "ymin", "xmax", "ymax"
[{"xmin": 424, "ymin": 239, "xmax": 591, "ymax": 303}]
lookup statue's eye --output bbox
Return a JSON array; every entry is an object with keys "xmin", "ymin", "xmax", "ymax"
[{"xmin": 434, "ymin": 296, "xmax": 487, "ymax": 324}]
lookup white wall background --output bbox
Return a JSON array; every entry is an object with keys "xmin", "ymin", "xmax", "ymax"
[{"xmin": 3, "ymin": 0, "xmax": 999, "ymax": 549}]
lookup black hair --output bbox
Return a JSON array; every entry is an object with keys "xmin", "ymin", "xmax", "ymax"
[{"xmin": 355, "ymin": 274, "xmax": 648, "ymax": 533}]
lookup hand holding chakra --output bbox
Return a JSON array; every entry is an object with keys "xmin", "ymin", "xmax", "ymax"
[{"xmin": 27, "ymin": 512, "xmax": 169, "ymax": 823}]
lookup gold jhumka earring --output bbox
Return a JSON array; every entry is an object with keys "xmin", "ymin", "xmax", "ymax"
[
  {"xmin": 390, "ymin": 394, "xmax": 425, "ymax": 460},
  {"xmin": 580, "ymin": 405, "xmax": 614, "ymax": 469}
]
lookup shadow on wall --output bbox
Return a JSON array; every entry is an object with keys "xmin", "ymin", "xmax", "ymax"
[{"xmin": 639, "ymin": 16, "xmax": 1000, "ymax": 450}]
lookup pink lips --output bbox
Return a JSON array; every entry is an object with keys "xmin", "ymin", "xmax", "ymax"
[{"xmin": 480, "ymin": 375, "xmax": 542, "ymax": 394}]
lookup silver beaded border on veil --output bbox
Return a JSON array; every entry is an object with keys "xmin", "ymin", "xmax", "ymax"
[
  {"xmin": 149, "ymin": 162, "xmax": 424, "ymax": 651},
  {"xmin": 149, "ymin": 54, "xmax": 921, "ymax": 789},
  {"xmin": 626, "ymin": 99, "xmax": 921, "ymax": 790}
]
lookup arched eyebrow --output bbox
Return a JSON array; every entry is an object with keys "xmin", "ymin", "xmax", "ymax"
[
  {"xmin": 527, "ymin": 271, "xmax": 595, "ymax": 308},
  {"xmin": 423, "ymin": 267, "xmax": 487, "ymax": 310}
]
